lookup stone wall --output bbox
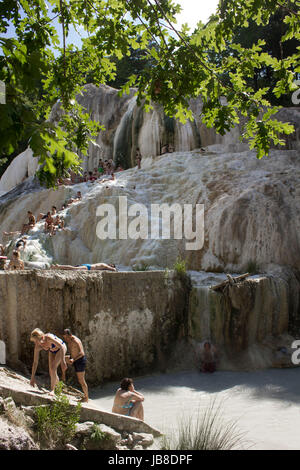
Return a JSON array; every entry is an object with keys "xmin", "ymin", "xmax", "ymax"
[
  {"xmin": 0, "ymin": 270, "xmax": 190, "ymax": 385},
  {"xmin": 188, "ymin": 267, "xmax": 300, "ymax": 369}
]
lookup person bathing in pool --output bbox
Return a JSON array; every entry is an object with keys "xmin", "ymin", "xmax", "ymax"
[
  {"xmin": 63, "ymin": 329, "xmax": 89, "ymax": 403},
  {"xmin": 30, "ymin": 329, "xmax": 67, "ymax": 394},
  {"xmin": 50, "ymin": 262, "xmax": 117, "ymax": 271}
]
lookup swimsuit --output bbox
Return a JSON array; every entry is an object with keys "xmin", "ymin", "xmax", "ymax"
[
  {"xmin": 122, "ymin": 401, "xmax": 134, "ymax": 416},
  {"xmin": 46, "ymin": 334, "xmax": 65, "ymax": 354},
  {"xmin": 73, "ymin": 355, "xmax": 87, "ymax": 372},
  {"xmin": 79, "ymin": 264, "xmax": 92, "ymax": 270}
]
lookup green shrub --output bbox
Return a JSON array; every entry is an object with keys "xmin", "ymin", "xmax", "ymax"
[
  {"xmin": 132, "ymin": 262, "xmax": 150, "ymax": 271},
  {"xmin": 35, "ymin": 381, "xmax": 81, "ymax": 449},
  {"xmin": 173, "ymin": 256, "xmax": 187, "ymax": 276},
  {"xmin": 161, "ymin": 400, "xmax": 246, "ymax": 450},
  {"xmin": 90, "ymin": 424, "xmax": 108, "ymax": 442}
]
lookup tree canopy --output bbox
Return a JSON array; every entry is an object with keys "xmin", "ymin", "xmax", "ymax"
[{"xmin": 0, "ymin": 0, "xmax": 299, "ymax": 187}]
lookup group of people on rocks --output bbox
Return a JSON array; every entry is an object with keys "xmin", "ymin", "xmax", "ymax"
[
  {"xmin": 58, "ymin": 158, "xmax": 126, "ymax": 186},
  {"xmin": 0, "ymin": 191, "xmax": 84, "ymax": 269},
  {"xmin": 30, "ymin": 328, "xmax": 89, "ymax": 403},
  {"xmin": 29, "ymin": 327, "xmax": 145, "ymax": 420},
  {"xmin": 29, "ymin": 323, "xmax": 218, "ymax": 423}
]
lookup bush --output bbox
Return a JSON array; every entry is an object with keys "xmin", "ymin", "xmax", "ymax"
[
  {"xmin": 161, "ymin": 399, "xmax": 246, "ymax": 450},
  {"xmin": 173, "ymin": 256, "xmax": 187, "ymax": 277},
  {"xmin": 35, "ymin": 382, "xmax": 81, "ymax": 449}
]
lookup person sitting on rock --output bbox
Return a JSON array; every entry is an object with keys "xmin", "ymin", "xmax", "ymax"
[
  {"xmin": 8, "ymin": 250, "xmax": 24, "ymax": 270},
  {"xmin": 44, "ymin": 212, "xmax": 55, "ymax": 236},
  {"xmin": 30, "ymin": 328, "xmax": 67, "ymax": 394},
  {"xmin": 37, "ymin": 206, "xmax": 57, "ymax": 223},
  {"xmin": 50, "ymin": 262, "xmax": 117, "ymax": 272},
  {"xmin": 88, "ymin": 171, "xmax": 97, "ymax": 182},
  {"xmin": 15, "ymin": 236, "xmax": 28, "ymax": 252},
  {"xmin": 53, "ymin": 215, "xmax": 65, "ymax": 232},
  {"xmin": 112, "ymin": 378, "xmax": 144, "ymax": 420}
]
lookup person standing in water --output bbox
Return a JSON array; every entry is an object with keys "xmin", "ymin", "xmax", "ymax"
[
  {"xmin": 30, "ymin": 329, "xmax": 67, "ymax": 394},
  {"xmin": 62, "ymin": 329, "xmax": 89, "ymax": 403}
]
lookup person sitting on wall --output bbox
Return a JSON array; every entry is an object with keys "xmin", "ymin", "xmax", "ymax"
[
  {"xmin": 30, "ymin": 328, "xmax": 67, "ymax": 394},
  {"xmin": 0, "ymin": 256, "xmax": 7, "ymax": 270},
  {"xmin": 197, "ymin": 341, "xmax": 218, "ymax": 373},
  {"xmin": 112, "ymin": 378, "xmax": 144, "ymax": 420},
  {"xmin": 50, "ymin": 262, "xmax": 117, "ymax": 272},
  {"xmin": 7, "ymin": 250, "xmax": 25, "ymax": 270},
  {"xmin": 62, "ymin": 329, "xmax": 89, "ymax": 403}
]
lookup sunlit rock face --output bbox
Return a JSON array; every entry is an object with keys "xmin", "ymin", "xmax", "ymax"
[
  {"xmin": 1, "ymin": 84, "xmax": 299, "ymax": 196},
  {"xmin": 50, "ymin": 83, "xmax": 202, "ymax": 171},
  {"xmin": 0, "ymin": 146, "xmax": 299, "ymax": 273},
  {"xmin": 0, "ymin": 148, "xmax": 39, "ymax": 196}
]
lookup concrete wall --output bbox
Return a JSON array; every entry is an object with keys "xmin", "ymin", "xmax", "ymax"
[{"xmin": 0, "ymin": 270, "xmax": 190, "ymax": 385}]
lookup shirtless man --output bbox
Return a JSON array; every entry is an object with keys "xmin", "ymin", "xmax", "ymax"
[
  {"xmin": 50, "ymin": 262, "xmax": 117, "ymax": 272},
  {"xmin": 112, "ymin": 378, "xmax": 144, "ymax": 420},
  {"xmin": 44, "ymin": 212, "xmax": 54, "ymax": 235},
  {"xmin": 37, "ymin": 206, "xmax": 57, "ymax": 222},
  {"xmin": 63, "ymin": 329, "xmax": 88, "ymax": 402},
  {"xmin": 21, "ymin": 211, "xmax": 36, "ymax": 235}
]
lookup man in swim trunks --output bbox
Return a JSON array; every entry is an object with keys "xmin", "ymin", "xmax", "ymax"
[
  {"xmin": 112, "ymin": 378, "xmax": 144, "ymax": 420},
  {"xmin": 63, "ymin": 329, "xmax": 89, "ymax": 402},
  {"xmin": 21, "ymin": 211, "xmax": 36, "ymax": 234}
]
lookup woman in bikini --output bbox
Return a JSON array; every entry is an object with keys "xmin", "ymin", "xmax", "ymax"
[
  {"xmin": 112, "ymin": 378, "xmax": 144, "ymax": 420},
  {"xmin": 30, "ymin": 328, "xmax": 67, "ymax": 394}
]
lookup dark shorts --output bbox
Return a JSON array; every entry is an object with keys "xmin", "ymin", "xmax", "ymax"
[{"xmin": 73, "ymin": 356, "xmax": 87, "ymax": 372}]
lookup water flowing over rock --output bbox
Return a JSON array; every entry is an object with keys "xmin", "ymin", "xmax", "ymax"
[
  {"xmin": 0, "ymin": 84, "xmax": 300, "ymax": 374},
  {"xmin": 0, "ymin": 146, "xmax": 299, "ymax": 273}
]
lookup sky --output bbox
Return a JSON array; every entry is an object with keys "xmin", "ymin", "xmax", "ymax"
[
  {"xmin": 2, "ymin": 0, "xmax": 220, "ymax": 51},
  {"xmin": 175, "ymin": 0, "xmax": 219, "ymax": 29}
]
